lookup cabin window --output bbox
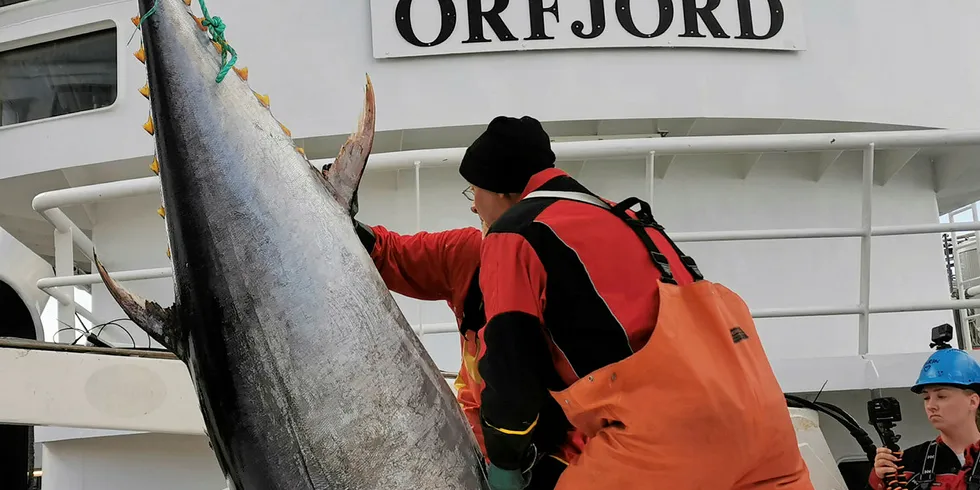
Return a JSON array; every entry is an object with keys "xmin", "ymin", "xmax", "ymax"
[
  {"xmin": 0, "ymin": 0, "xmax": 33, "ymax": 8},
  {"xmin": 0, "ymin": 28, "xmax": 117, "ymax": 127}
]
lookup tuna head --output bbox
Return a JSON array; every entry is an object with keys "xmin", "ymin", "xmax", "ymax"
[{"xmin": 92, "ymin": 0, "xmax": 489, "ymax": 489}]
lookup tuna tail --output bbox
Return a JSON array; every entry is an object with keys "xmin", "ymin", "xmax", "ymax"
[
  {"xmin": 93, "ymin": 251, "xmax": 186, "ymax": 359},
  {"xmin": 321, "ymin": 75, "xmax": 376, "ymax": 215}
]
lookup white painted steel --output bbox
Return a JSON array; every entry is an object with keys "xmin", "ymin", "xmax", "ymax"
[
  {"xmin": 54, "ymin": 228, "xmax": 75, "ymax": 343},
  {"xmin": 859, "ymin": 145, "xmax": 874, "ymax": 354},
  {"xmin": 31, "ymin": 127, "xmax": 980, "ymax": 350},
  {"xmin": 0, "ymin": 344, "xmax": 461, "ymax": 435},
  {"xmin": 0, "ymin": 345, "xmax": 205, "ymax": 435},
  {"xmin": 314, "ymin": 127, "xmax": 980, "ymax": 171},
  {"xmin": 37, "ymin": 267, "xmax": 173, "ymax": 289},
  {"xmin": 2, "ymin": 343, "xmax": 969, "ymax": 435},
  {"xmin": 367, "ymin": 0, "xmax": 807, "ymax": 59},
  {"xmin": 32, "ymin": 176, "xmax": 162, "ymax": 214},
  {"xmin": 32, "ymin": 176, "xmax": 161, "ymax": 261}
]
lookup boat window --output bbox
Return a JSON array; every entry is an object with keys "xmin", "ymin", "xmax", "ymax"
[
  {"xmin": 0, "ymin": 0, "xmax": 32, "ymax": 8},
  {"xmin": 0, "ymin": 27, "xmax": 117, "ymax": 127}
]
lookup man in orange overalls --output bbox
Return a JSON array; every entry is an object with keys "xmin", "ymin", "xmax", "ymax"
[
  {"xmin": 348, "ymin": 216, "xmax": 587, "ymax": 489},
  {"xmin": 458, "ymin": 115, "xmax": 814, "ymax": 490}
]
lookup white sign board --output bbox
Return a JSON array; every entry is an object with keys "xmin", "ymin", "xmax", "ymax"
[{"xmin": 369, "ymin": 0, "xmax": 806, "ymax": 59}]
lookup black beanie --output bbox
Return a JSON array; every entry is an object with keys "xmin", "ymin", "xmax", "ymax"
[{"xmin": 459, "ymin": 116, "xmax": 556, "ymax": 194}]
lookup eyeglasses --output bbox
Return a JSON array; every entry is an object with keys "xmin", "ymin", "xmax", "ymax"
[{"xmin": 462, "ymin": 186, "xmax": 474, "ymax": 202}]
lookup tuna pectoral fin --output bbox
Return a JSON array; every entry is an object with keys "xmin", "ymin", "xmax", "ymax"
[
  {"xmin": 93, "ymin": 252, "xmax": 186, "ymax": 360},
  {"xmin": 322, "ymin": 74, "xmax": 376, "ymax": 215}
]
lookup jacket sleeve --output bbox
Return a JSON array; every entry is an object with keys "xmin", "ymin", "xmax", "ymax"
[
  {"xmin": 477, "ymin": 231, "xmax": 553, "ymax": 471},
  {"xmin": 867, "ymin": 471, "xmax": 883, "ymax": 490},
  {"xmin": 455, "ymin": 334, "xmax": 488, "ymax": 458},
  {"xmin": 359, "ymin": 222, "xmax": 481, "ymax": 302}
]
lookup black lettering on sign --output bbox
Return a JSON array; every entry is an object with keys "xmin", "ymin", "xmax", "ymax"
[
  {"xmin": 615, "ymin": 0, "xmax": 673, "ymax": 39},
  {"xmin": 735, "ymin": 0, "xmax": 784, "ymax": 40},
  {"xmin": 678, "ymin": 0, "xmax": 730, "ymax": 39},
  {"xmin": 390, "ymin": 0, "xmax": 793, "ymax": 51},
  {"xmin": 526, "ymin": 0, "xmax": 560, "ymax": 40},
  {"xmin": 394, "ymin": 0, "xmax": 458, "ymax": 47},
  {"xmin": 462, "ymin": 0, "xmax": 518, "ymax": 44},
  {"xmin": 571, "ymin": 0, "xmax": 605, "ymax": 39}
]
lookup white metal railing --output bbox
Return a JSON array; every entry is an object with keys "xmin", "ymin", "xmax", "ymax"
[
  {"xmin": 945, "ymin": 202, "xmax": 980, "ymax": 347},
  {"xmin": 31, "ymin": 127, "xmax": 980, "ymax": 352}
]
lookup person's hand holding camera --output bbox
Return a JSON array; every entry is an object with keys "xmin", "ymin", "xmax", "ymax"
[{"xmin": 873, "ymin": 447, "xmax": 902, "ymax": 478}]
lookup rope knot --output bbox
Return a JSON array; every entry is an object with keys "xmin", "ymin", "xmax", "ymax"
[
  {"xmin": 203, "ymin": 16, "xmax": 226, "ymax": 40},
  {"xmin": 196, "ymin": 0, "xmax": 237, "ymax": 83}
]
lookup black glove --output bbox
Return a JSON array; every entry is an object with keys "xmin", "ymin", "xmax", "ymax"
[{"xmin": 353, "ymin": 219, "xmax": 376, "ymax": 253}]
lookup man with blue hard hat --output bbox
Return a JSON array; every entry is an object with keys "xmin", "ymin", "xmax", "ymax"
[{"xmin": 871, "ymin": 330, "xmax": 980, "ymax": 490}]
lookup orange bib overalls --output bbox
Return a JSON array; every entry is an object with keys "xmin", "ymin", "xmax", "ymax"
[{"xmin": 536, "ymin": 194, "xmax": 813, "ymax": 490}]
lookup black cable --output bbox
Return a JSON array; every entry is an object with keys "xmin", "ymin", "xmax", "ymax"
[
  {"xmin": 56, "ymin": 314, "xmax": 143, "ymax": 350},
  {"xmin": 91, "ymin": 321, "xmax": 137, "ymax": 349},
  {"xmin": 53, "ymin": 326, "xmax": 89, "ymax": 345},
  {"xmin": 99, "ymin": 317, "xmax": 152, "ymax": 349},
  {"xmin": 785, "ymin": 394, "xmax": 879, "ymax": 461},
  {"xmin": 785, "ymin": 394, "xmax": 861, "ymax": 431},
  {"xmin": 815, "ymin": 400, "xmax": 864, "ymax": 430},
  {"xmin": 787, "ymin": 394, "xmax": 910, "ymax": 489}
]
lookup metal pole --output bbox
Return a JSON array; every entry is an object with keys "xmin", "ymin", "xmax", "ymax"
[
  {"xmin": 858, "ymin": 144, "xmax": 874, "ymax": 355},
  {"xmin": 54, "ymin": 229, "xmax": 76, "ymax": 344},
  {"xmin": 414, "ymin": 160, "xmax": 423, "ymax": 336},
  {"xmin": 968, "ymin": 204, "xmax": 980, "ymax": 349},
  {"xmin": 646, "ymin": 151, "xmax": 655, "ymax": 204},
  {"xmin": 312, "ymin": 127, "xmax": 980, "ymax": 172},
  {"xmin": 951, "ymin": 212, "xmax": 972, "ymax": 348},
  {"xmin": 37, "ymin": 267, "xmax": 173, "ymax": 289}
]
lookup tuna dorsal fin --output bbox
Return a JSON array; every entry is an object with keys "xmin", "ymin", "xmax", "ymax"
[
  {"xmin": 93, "ymin": 251, "xmax": 186, "ymax": 360},
  {"xmin": 321, "ymin": 74, "xmax": 376, "ymax": 215}
]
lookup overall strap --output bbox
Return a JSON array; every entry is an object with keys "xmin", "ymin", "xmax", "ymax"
[
  {"xmin": 522, "ymin": 190, "xmax": 703, "ymax": 285},
  {"xmin": 458, "ymin": 267, "xmax": 485, "ymax": 335},
  {"xmin": 916, "ymin": 440, "xmax": 939, "ymax": 489},
  {"xmin": 967, "ymin": 444, "xmax": 980, "ymax": 490}
]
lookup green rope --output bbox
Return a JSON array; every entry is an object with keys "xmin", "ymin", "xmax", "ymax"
[
  {"xmin": 127, "ymin": 0, "xmax": 158, "ymax": 45},
  {"xmin": 198, "ymin": 0, "xmax": 238, "ymax": 83},
  {"xmin": 127, "ymin": 0, "xmax": 237, "ymax": 83}
]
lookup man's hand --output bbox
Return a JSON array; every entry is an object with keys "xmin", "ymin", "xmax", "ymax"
[
  {"xmin": 487, "ymin": 463, "xmax": 526, "ymax": 490},
  {"xmin": 873, "ymin": 447, "xmax": 902, "ymax": 478}
]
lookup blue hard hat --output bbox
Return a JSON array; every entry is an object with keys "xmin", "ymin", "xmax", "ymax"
[{"xmin": 911, "ymin": 348, "xmax": 980, "ymax": 393}]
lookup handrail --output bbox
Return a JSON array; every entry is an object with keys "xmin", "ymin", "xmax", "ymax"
[
  {"xmin": 313, "ymin": 127, "xmax": 980, "ymax": 170},
  {"xmin": 31, "ymin": 126, "xmax": 980, "ymax": 352}
]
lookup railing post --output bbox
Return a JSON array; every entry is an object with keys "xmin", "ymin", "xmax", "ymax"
[
  {"xmin": 646, "ymin": 151, "xmax": 656, "ymax": 204},
  {"xmin": 858, "ymin": 143, "xmax": 874, "ymax": 355},
  {"xmin": 414, "ymin": 160, "xmax": 423, "ymax": 336},
  {"xmin": 967, "ymin": 204, "xmax": 980, "ymax": 350},
  {"xmin": 946, "ymin": 218, "xmax": 969, "ymax": 349},
  {"xmin": 54, "ymin": 228, "xmax": 76, "ymax": 343}
]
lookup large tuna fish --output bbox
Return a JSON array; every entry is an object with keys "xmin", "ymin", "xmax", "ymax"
[{"xmin": 93, "ymin": 0, "xmax": 489, "ymax": 488}]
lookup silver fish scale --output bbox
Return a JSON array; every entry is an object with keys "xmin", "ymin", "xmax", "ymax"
[{"xmin": 136, "ymin": 0, "xmax": 490, "ymax": 488}]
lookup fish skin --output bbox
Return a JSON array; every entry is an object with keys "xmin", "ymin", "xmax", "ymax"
[{"xmin": 94, "ymin": 0, "xmax": 490, "ymax": 488}]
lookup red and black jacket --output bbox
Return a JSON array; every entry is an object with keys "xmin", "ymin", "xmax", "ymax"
[
  {"xmin": 475, "ymin": 168, "xmax": 694, "ymax": 471},
  {"xmin": 868, "ymin": 437, "xmax": 980, "ymax": 490},
  {"xmin": 353, "ymin": 221, "xmax": 587, "ymax": 482}
]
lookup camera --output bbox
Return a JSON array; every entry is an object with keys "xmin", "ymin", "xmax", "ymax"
[
  {"xmin": 868, "ymin": 397, "xmax": 902, "ymax": 425},
  {"xmin": 868, "ymin": 397, "xmax": 903, "ymax": 452},
  {"xmin": 931, "ymin": 323, "xmax": 953, "ymax": 350}
]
